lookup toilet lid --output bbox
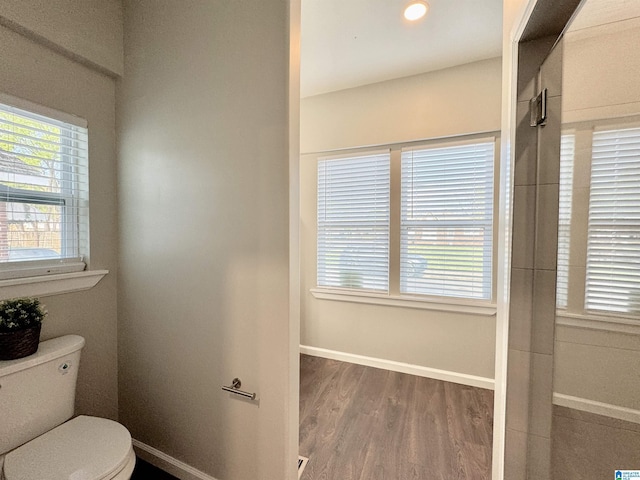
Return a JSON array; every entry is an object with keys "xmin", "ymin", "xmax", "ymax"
[{"xmin": 3, "ymin": 416, "xmax": 132, "ymax": 480}]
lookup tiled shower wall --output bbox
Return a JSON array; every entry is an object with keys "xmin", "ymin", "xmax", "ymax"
[{"xmin": 504, "ymin": 36, "xmax": 563, "ymax": 480}]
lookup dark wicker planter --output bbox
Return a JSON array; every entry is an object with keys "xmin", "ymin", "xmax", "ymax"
[{"xmin": 0, "ymin": 324, "xmax": 41, "ymax": 360}]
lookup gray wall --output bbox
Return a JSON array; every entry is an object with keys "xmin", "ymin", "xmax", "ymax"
[
  {"xmin": 0, "ymin": 2, "xmax": 122, "ymax": 420},
  {"xmin": 0, "ymin": 0, "xmax": 123, "ymax": 76},
  {"xmin": 117, "ymin": 2, "xmax": 295, "ymax": 479}
]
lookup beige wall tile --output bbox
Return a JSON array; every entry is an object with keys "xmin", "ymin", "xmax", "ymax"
[
  {"xmin": 537, "ymin": 97, "xmax": 562, "ymax": 185},
  {"xmin": 540, "ymin": 38, "xmax": 563, "ymax": 99},
  {"xmin": 506, "ymin": 348, "xmax": 532, "ymax": 433},
  {"xmin": 509, "ymin": 268, "xmax": 534, "ymax": 351},
  {"xmin": 515, "ymin": 100, "xmax": 538, "ymax": 186},
  {"xmin": 505, "ymin": 428, "xmax": 529, "ymax": 480},
  {"xmin": 527, "ymin": 434, "xmax": 551, "ymax": 479},
  {"xmin": 553, "ymin": 340, "xmax": 640, "ymax": 411},
  {"xmin": 529, "ymin": 353, "xmax": 554, "ymax": 438},
  {"xmin": 517, "ymin": 36, "xmax": 556, "ymax": 103},
  {"xmin": 535, "ymin": 183, "xmax": 560, "ymax": 271},
  {"xmin": 512, "ymin": 185, "xmax": 537, "ymax": 269},
  {"xmin": 532, "ymin": 270, "xmax": 557, "ymax": 355},
  {"xmin": 555, "ymin": 324, "xmax": 640, "ymax": 352}
]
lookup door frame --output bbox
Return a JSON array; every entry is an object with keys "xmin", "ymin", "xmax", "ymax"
[
  {"xmin": 493, "ymin": 1, "xmax": 584, "ymax": 479},
  {"xmin": 288, "ymin": 0, "xmax": 302, "ymax": 479},
  {"xmin": 286, "ymin": 1, "xmax": 587, "ymax": 479}
]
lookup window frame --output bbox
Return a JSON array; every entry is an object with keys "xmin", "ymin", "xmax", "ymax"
[
  {"xmin": 585, "ymin": 125, "xmax": 640, "ymax": 315},
  {"xmin": 556, "ymin": 131, "xmax": 576, "ymax": 308},
  {"xmin": 557, "ymin": 116, "xmax": 640, "ymax": 322},
  {"xmin": 0, "ymin": 93, "xmax": 89, "ymax": 282},
  {"xmin": 316, "ymin": 149, "xmax": 391, "ymax": 293},
  {"xmin": 399, "ymin": 138, "xmax": 496, "ymax": 300},
  {"xmin": 311, "ymin": 133, "xmax": 500, "ymax": 311}
]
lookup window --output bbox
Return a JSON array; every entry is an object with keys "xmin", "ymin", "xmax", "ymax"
[
  {"xmin": 557, "ymin": 124, "xmax": 640, "ymax": 317},
  {"xmin": 556, "ymin": 133, "xmax": 575, "ymax": 308},
  {"xmin": 315, "ymin": 137, "xmax": 497, "ymax": 303},
  {"xmin": 585, "ymin": 127, "xmax": 640, "ymax": 314},
  {"xmin": 317, "ymin": 151, "xmax": 390, "ymax": 292},
  {"xmin": 400, "ymin": 142, "xmax": 494, "ymax": 299},
  {"xmin": 0, "ymin": 98, "xmax": 88, "ymax": 279}
]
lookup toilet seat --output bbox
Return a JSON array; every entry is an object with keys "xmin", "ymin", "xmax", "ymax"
[{"xmin": 3, "ymin": 416, "xmax": 134, "ymax": 480}]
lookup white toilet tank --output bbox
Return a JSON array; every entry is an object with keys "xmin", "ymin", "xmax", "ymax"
[{"xmin": 0, "ymin": 335, "xmax": 85, "ymax": 456}]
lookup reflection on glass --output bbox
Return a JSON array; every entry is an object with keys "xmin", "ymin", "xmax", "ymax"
[{"xmin": 553, "ymin": 0, "xmax": 640, "ymax": 476}]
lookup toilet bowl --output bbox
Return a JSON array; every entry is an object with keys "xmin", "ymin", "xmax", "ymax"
[
  {"xmin": 1, "ymin": 416, "xmax": 136, "ymax": 480},
  {"xmin": 0, "ymin": 336, "xmax": 135, "ymax": 480}
]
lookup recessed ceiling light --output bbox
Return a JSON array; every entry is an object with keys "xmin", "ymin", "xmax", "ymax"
[{"xmin": 404, "ymin": 0, "xmax": 429, "ymax": 21}]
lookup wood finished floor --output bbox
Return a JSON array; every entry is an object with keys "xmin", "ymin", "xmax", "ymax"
[{"xmin": 299, "ymin": 355, "xmax": 494, "ymax": 480}]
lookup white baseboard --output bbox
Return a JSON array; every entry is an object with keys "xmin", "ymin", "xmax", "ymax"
[
  {"xmin": 299, "ymin": 345, "xmax": 495, "ymax": 390},
  {"xmin": 132, "ymin": 439, "xmax": 219, "ymax": 480},
  {"xmin": 553, "ymin": 393, "xmax": 640, "ymax": 425}
]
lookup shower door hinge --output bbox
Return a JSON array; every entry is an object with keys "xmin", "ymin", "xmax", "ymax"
[{"xmin": 530, "ymin": 88, "xmax": 548, "ymax": 127}]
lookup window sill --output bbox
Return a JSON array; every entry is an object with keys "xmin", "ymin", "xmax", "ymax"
[
  {"xmin": 556, "ymin": 310, "xmax": 640, "ymax": 336},
  {"xmin": 0, "ymin": 270, "xmax": 109, "ymax": 300},
  {"xmin": 310, "ymin": 288, "xmax": 497, "ymax": 316}
]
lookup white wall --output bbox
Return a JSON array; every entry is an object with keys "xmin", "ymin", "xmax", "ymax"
[
  {"xmin": 563, "ymin": 18, "xmax": 640, "ymax": 124},
  {"xmin": 300, "ymin": 58, "xmax": 502, "ymax": 382},
  {"xmin": 117, "ymin": 2, "xmax": 295, "ymax": 479},
  {"xmin": 0, "ymin": 4, "xmax": 122, "ymax": 419},
  {"xmin": 553, "ymin": 20, "xmax": 640, "ymax": 413},
  {"xmin": 301, "ymin": 57, "xmax": 502, "ymax": 153}
]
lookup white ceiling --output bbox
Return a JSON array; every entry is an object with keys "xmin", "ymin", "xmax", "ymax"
[{"xmin": 300, "ymin": 0, "xmax": 504, "ymax": 98}]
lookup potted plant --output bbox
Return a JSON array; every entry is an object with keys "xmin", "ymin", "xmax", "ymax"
[{"xmin": 0, "ymin": 297, "xmax": 47, "ymax": 360}]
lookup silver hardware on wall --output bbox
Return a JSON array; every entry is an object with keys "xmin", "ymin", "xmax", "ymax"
[
  {"xmin": 221, "ymin": 378, "xmax": 256, "ymax": 400},
  {"xmin": 530, "ymin": 88, "xmax": 548, "ymax": 127}
]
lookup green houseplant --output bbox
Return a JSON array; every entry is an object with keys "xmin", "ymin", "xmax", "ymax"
[{"xmin": 0, "ymin": 297, "xmax": 47, "ymax": 360}]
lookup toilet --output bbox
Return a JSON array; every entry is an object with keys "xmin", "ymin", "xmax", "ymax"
[{"xmin": 0, "ymin": 335, "xmax": 136, "ymax": 480}]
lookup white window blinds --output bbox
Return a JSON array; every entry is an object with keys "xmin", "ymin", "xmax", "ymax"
[
  {"xmin": 317, "ymin": 151, "xmax": 390, "ymax": 292},
  {"xmin": 0, "ymin": 101, "xmax": 88, "ymax": 265},
  {"xmin": 585, "ymin": 127, "xmax": 640, "ymax": 314},
  {"xmin": 400, "ymin": 141, "xmax": 494, "ymax": 299},
  {"xmin": 556, "ymin": 133, "xmax": 575, "ymax": 308}
]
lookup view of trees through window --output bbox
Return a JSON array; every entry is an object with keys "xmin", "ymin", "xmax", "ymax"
[{"xmin": 0, "ymin": 103, "xmax": 87, "ymax": 264}]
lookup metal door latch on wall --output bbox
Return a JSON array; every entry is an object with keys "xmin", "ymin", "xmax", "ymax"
[{"xmin": 530, "ymin": 88, "xmax": 548, "ymax": 127}]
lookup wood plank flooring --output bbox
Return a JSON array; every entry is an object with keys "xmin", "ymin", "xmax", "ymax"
[{"xmin": 299, "ymin": 355, "xmax": 494, "ymax": 480}]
